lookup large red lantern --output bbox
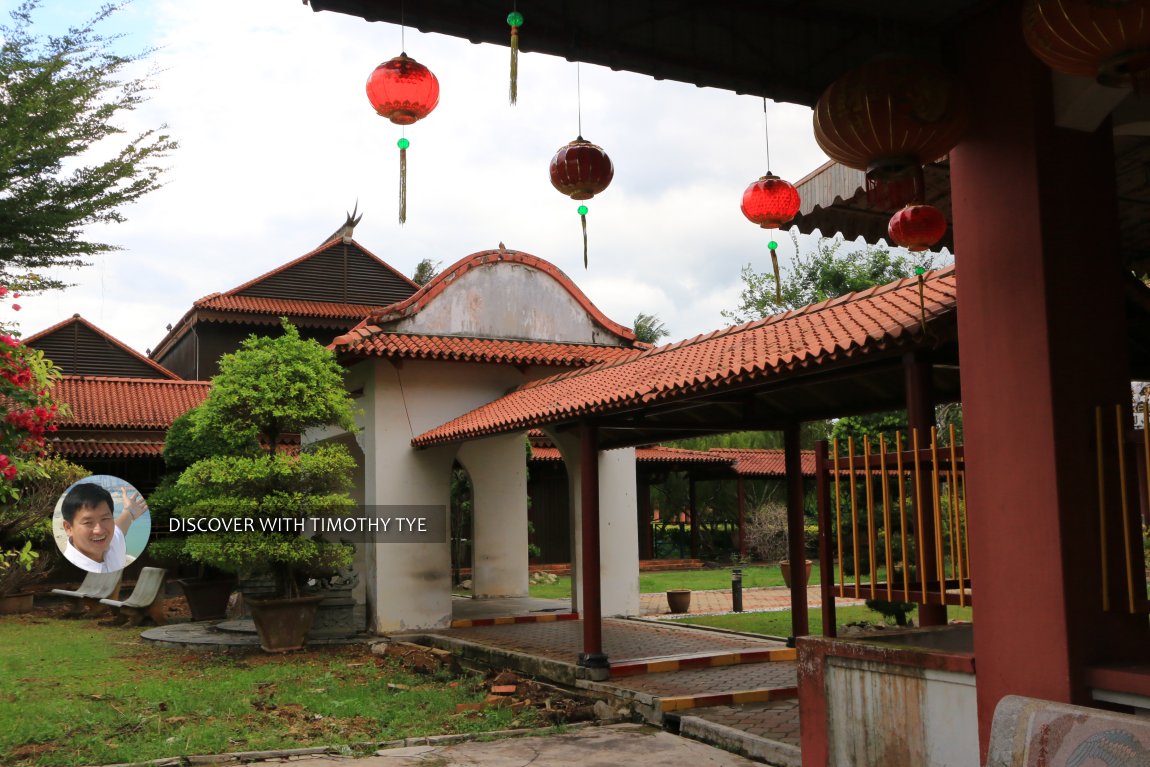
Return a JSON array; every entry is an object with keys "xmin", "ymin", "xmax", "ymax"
[
  {"xmin": 551, "ymin": 137, "xmax": 614, "ymax": 268},
  {"xmin": 1023, "ymin": 0, "xmax": 1150, "ymax": 89},
  {"xmin": 813, "ymin": 57, "xmax": 967, "ymax": 209},
  {"xmin": 366, "ymin": 54, "xmax": 440, "ymax": 224},
  {"xmin": 888, "ymin": 204, "xmax": 947, "ymax": 252}
]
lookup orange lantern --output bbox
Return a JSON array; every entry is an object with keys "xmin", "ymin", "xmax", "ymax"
[
  {"xmin": 813, "ymin": 57, "xmax": 967, "ymax": 209},
  {"xmin": 1022, "ymin": 0, "xmax": 1150, "ymax": 89}
]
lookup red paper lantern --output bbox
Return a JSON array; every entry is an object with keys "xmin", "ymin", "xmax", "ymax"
[
  {"xmin": 365, "ymin": 54, "xmax": 440, "ymax": 126},
  {"xmin": 550, "ymin": 137, "xmax": 614, "ymax": 199},
  {"xmin": 888, "ymin": 204, "xmax": 948, "ymax": 252},
  {"xmin": 1023, "ymin": 0, "xmax": 1150, "ymax": 88},
  {"xmin": 814, "ymin": 57, "xmax": 967, "ymax": 208},
  {"xmin": 741, "ymin": 173, "xmax": 801, "ymax": 229}
]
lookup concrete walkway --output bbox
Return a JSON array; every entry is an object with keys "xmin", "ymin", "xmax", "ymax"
[{"xmin": 250, "ymin": 723, "xmax": 762, "ymax": 767}]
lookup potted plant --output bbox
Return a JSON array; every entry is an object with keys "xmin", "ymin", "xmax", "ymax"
[
  {"xmin": 779, "ymin": 558, "xmax": 813, "ymax": 588},
  {"xmin": 171, "ymin": 320, "xmax": 358, "ymax": 652}
]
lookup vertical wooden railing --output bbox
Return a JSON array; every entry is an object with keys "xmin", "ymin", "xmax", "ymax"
[
  {"xmin": 1093, "ymin": 403, "xmax": 1150, "ymax": 614},
  {"xmin": 822, "ymin": 428, "xmax": 972, "ymax": 606}
]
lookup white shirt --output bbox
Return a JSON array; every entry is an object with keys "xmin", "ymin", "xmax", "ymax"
[{"xmin": 65, "ymin": 526, "xmax": 128, "ymax": 573}]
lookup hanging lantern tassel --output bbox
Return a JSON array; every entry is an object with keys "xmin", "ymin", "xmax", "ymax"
[
  {"xmin": 508, "ymin": 11, "xmax": 523, "ymax": 105},
  {"xmin": 398, "ymin": 137, "xmax": 409, "ymax": 225},
  {"xmin": 768, "ymin": 239, "xmax": 782, "ymax": 303},
  {"xmin": 915, "ymin": 266, "xmax": 927, "ymax": 333},
  {"xmin": 578, "ymin": 205, "xmax": 589, "ymax": 268}
]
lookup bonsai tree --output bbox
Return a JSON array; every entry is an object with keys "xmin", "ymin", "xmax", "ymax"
[{"xmin": 171, "ymin": 319, "xmax": 359, "ymax": 598}]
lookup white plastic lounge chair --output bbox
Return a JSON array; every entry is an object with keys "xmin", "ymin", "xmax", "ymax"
[
  {"xmin": 99, "ymin": 567, "xmax": 168, "ymax": 626},
  {"xmin": 51, "ymin": 570, "xmax": 122, "ymax": 615}
]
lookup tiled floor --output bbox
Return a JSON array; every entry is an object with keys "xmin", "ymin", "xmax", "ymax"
[{"xmin": 688, "ymin": 699, "xmax": 802, "ymax": 748}]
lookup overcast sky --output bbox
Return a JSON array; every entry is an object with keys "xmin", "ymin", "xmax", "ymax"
[{"xmin": 9, "ymin": 0, "xmax": 844, "ymax": 355}]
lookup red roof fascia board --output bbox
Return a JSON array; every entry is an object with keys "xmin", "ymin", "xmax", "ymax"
[
  {"xmin": 24, "ymin": 315, "xmax": 182, "ymax": 380},
  {"xmin": 55, "ymin": 377, "xmax": 211, "ymax": 429},
  {"xmin": 356, "ymin": 250, "xmax": 641, "ymax": 344},
  {"xmin": 331, "ymin": 331, "xmax": 642, "ymax": 367},
  {"xmin": 411, "ymin": 266, "xmax": 958, "ymax": 447},
  {"xmin": 530, "ymin": 444, "xmax": 733, "ymax": 464}
]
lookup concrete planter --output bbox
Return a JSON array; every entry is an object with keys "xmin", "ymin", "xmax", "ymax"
[
  {"xmin": 249, "ymin": 595, "xmax": 324, "ymax": 652},
  {"xmin": 0, "ymin": 592, "xmax": 33, "ymax": 614},
  {"xmin": 666, "ymin": 589, "xmax": 692, "ymax": 614}
]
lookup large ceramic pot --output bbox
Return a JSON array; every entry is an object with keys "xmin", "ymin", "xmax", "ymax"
[
  {"xmin": 176, "ymin": 578, "xmax": 235, "ymax": 622},
  {"xmin": 0, "ymin": 592, "xmax": 33, "ymax": 614},
  {"xmin": 666, "ymin": 589, "xmax": 692, "ymax": 614},
  {"xmin": 780, "ymin": 559, "xmax": 813, "ymax": 588},
  {"xmin": 249, "ymin": 595, "xmax": 324, "ymax": 652}
]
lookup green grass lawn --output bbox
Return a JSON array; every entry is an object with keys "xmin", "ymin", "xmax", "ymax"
[
  {"xmin": 0, "ymin": 616, "xmax": 540, "ymax": 767},
  {"xmin": 527, "ymin": 563, "xmax": 821, "ymax": 600},
  {"xmin": 676, "ymin": 604, "xmax": 973, "ymax": 637}
]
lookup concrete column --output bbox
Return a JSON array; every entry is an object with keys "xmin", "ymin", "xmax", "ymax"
[
  {"xmin": 550, "ymin": 429, "xmax": 640, "ymax": 619},
  {"xmin": 360, "ymin": 359, "xmax": 455, "ymax": 632},
  {"xmin": 458, "ymin": 434, "xmax": 529, "ymax": 598}
]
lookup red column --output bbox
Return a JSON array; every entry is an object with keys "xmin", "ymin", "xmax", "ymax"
[
  {"xmin": 952, "ymin": 3, "xmax": 1148, "ymax": 757},
  {"xmin": 578, "ymin": 422, "xmax": 608, "ymax": 671},
  {"xmin": 815, "ymin": 440, "xmax": 837, "ymax": 638},
  {"xmin": 688, "ymin": 477, "xmax": 699, "ymax": 559},
  {"xmin": 785, "ymin": 422, "xmax": 809, "ymax": 638},
  {"xmin": 904, "ymin": 353, "xmax": 947, "ymax": 627}
]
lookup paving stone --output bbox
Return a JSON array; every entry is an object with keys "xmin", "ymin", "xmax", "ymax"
[{"xmin": 689, "ymin": 699, "xmax": 802, "ymax": 747}]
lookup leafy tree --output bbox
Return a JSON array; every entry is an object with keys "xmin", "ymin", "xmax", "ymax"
[
  {"xmin": 633, "ymin": 312, "xmax": 670, "ymax": 345},
  {"xmin": 412, "ymin": 258, "xmax": 441, "ymax": 286},
  {"xmin": 723, "ymin": 234, "xmax": 935, "ymax": 323},
  {"xmin": 0, "ymin": 2, "xmax": 177, "ymax": 289}
]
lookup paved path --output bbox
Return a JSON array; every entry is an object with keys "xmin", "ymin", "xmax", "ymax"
[
  {"xmin": 640, "ymin": 584, "xmax": 861, "ymax": 616},
  {"xmin": 258, "ymin": 724, "xmax": 761, "ymax": 767}
]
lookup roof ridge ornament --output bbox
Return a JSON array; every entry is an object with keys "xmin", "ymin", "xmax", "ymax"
[{"xmin": 326, "ymin": 201, "xmax": 363, "ymax": 245}]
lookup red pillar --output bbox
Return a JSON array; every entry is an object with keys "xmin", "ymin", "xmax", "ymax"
[
  {"xmin": 952, "ymin": 4, "xmax": 1148, "ymax": 757},
  {"xmin": 578, "ymin": 422, "xmax": 608, "ymax": 671},
  {"xmin": 688, "ymin": 477, "xmax": 699, "ymax": 559},
  {"xmin": 904, "ymin": 353, "xmax": 947, "ymax": 627},
  {"xmin": 785, "ymin": 422, "xmax": 809, "ymax": 638}
]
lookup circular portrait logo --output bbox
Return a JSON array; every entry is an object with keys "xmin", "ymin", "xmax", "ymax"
[{"xmin": 52, "ymin": 475, "xmax": 151, "ymax": 574}]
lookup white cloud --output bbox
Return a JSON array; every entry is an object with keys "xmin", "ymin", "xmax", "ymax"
[{"xmin": 5, "ymin": 0, "xmax": 832, "ymax": 354}]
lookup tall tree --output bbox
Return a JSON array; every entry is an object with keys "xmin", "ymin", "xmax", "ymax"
[
  {"xmin": 633, "ymin": 312, "xmax": 670, "ymax": 344},
  {"xmin": 723, "ymin": 234, "xmax": 935, "ymax": 323},
  {"xmin": 0, "ymin": 2, "xmax": 177, "ymax": 289},
  {"xmin": 412, "ymin": 258, "xmax": 441, "ymax": 286}
]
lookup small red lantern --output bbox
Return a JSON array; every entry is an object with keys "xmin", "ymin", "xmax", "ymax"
[
  {"xmin": 366, "ymin": 54, "xmax": 440, "ymax": 125},
  {"xmin": 550, "ymin": 137, "xmax": 614, "ymax": 200},
  {"xmin": 741, "ymin": 173, "xmax": 801, "ymax": 229},
  {"xmin": 366, "ymin": 54, "xmax": 440, "ymax": 224},
  {"xmin": 814, "ymin": 57, "xmax": 967, "ymax": 209},
  {"xmin": 1023, "ymin": 0, "xmax": 1150, "ymax": 89},
  {"xmin": 551, "ymin": 137, "xmax": 614, "ymax": 268},
  {"xmin": 888, "ymin": 204, "xmax": 948, "ymax": 252}
]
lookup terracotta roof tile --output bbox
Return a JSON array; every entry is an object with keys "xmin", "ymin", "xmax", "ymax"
[
  {"xmin": 331, "ymin": 331, "xmax": 642, "ymax": 367},
  {"xmin": 412, "ymin": 266, "xmax": 958, "ymax": 446},
  {"xmin": 707, "ymin": 448, "xmax": 816, "ymax": 477},
  {"xmin": 55, "ymin": 377, "xmax": 211, "ymax": 429},
  {"xmin": 194, "ymin": 294, "xmax": 382, "ymax": 320},
  {"xmin": 50, "ymin": 437, "xmax": 166, "ymax": 458}
]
